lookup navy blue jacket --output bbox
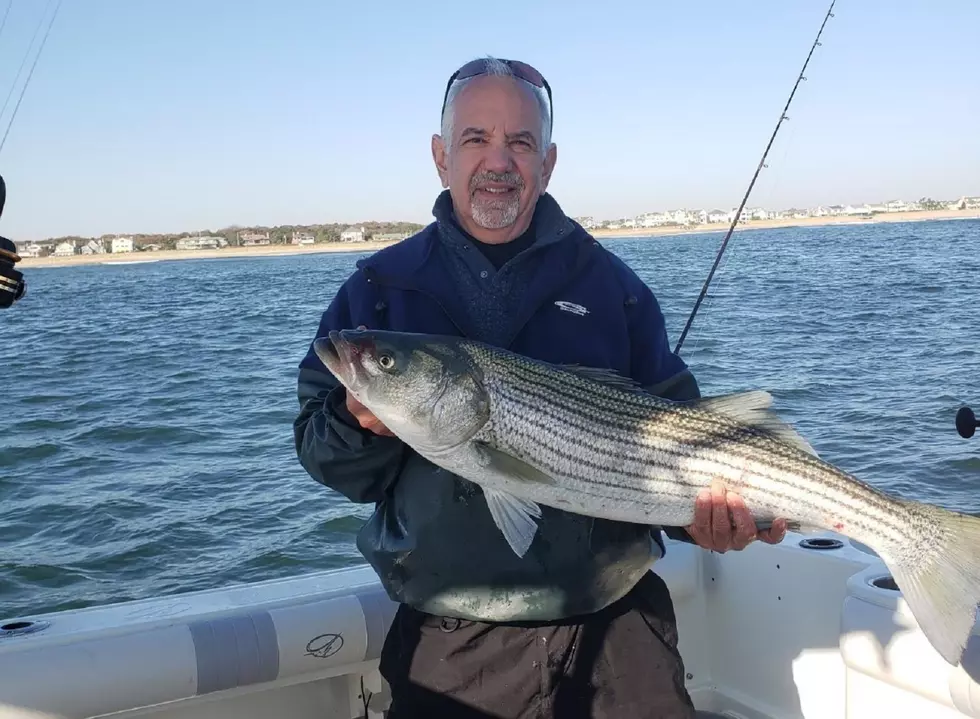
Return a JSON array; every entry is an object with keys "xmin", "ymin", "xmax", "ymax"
[{"xmin": 294, "ymin": 192, "xmax": 700, "ymax": 622}]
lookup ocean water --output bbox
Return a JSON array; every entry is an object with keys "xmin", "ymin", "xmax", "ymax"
[{"xmin": 1, "ymin": 218, "xmax": 978, "ymax": 621}]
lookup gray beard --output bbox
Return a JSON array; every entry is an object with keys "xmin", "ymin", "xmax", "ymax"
[{"xmin": 470, "ymin": 192, "xmax": 521, "ymax": 229}]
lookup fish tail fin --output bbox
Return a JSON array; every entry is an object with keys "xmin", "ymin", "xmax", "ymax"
[{"xmin": 887, "ymin": 503, "xmax": 980, "ymax": 666}]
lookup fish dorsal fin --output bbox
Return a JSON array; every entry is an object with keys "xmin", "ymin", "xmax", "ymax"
[
  {"xmin": 556, "ymin": 364, "xmax": 646, "ymax": 393},
  {"xmin": 692, "ymin": 390, "xmax": 819, "ymax": 457}
]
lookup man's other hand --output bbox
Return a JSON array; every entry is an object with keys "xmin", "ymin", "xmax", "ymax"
[
  {"xmin": 685, "ymin": 479, "xmax": 788, "ymax": 552},
  {"xmin": 345, "ymin": 391, "xmax": 395, "ymax": 436},
  {"xmin": 342, "ymin": 323, "xmax": 395, "ymax": 437}
]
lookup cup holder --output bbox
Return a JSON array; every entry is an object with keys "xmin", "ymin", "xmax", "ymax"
[
  {"xmin": 870, "ymin": 575, "xmax": 899, "ymax": 591},
  {"xmin": 798, "ymin": 537, "xmax": 844, "ymax": 550},
  {"xmin": 0, "ymin": 619, "xmax": 49, "ymax": 638}
]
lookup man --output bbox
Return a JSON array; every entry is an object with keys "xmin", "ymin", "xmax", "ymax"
[{"xmin": 294, "ymin": 56, "xmax": 787, "ymax": 718}]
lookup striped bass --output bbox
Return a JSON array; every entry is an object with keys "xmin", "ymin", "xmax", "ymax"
[{"xmin": 313, "ymin": 328, "xmax": 980, "ymax": 668}]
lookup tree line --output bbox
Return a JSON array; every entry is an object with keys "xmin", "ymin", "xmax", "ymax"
[{"xmin": 37, "ymin": 220, "xmax": 427, "ymax": 252}]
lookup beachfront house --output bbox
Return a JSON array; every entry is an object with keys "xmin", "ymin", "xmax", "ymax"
[
  {"xmin": 291, "ymin": 231, "xmax": 315, "ymax": 245},
  {"xmin": 238, "ymin": 231, "xmax": 271, "ymax": 246},
  {"xmin": 111, "ymin": 237, "xmax": 134, "ymax": 253},
  {"xmin": 80, "ymin": 240, "xmax": 106, "ymax": 255},
  {"xmin": 745, "ymin": 207, "xmax": 773, "ymax": 221},
  {"xmin": 670, "ymin": 209, "xmax": 694, "ymax": 225},
  {"xmin": 175, "ymin": 237, "xmax": 225, "ymax": 251},
  {"xmin": 638, "ymin": 212, "xmax": 671, "ymax": 227},
  {"xmin": 53, "ymin": 241, "xmax": 75, "ymax": 257},
  {"xmin": 340, "ymin": 226, "xmax": 366, "ymax": 242},
  {"xmin": 17, "ymin": 243, "xmax": 43, "ymax": 258}
]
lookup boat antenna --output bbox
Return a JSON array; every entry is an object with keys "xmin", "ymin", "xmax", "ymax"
[
  {"xmin": 0, "ymin": 0, "xmax": 63, "ymax": 156},
  {"xmin": 673, "ymin": 0, "xmax": 837, "ymax": 356}
]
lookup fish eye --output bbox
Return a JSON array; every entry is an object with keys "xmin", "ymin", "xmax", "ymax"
[{"xmin": 378, "ymin": 353, "xmax": 395, "ymax": 370}]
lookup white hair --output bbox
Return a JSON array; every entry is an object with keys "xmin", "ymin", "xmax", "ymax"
[{"xmin": 440, "ymin": 56, "xmax": 552, "ymax": 153}]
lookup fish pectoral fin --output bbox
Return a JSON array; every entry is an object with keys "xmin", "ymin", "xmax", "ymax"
[
  {"xmin": 482, "ymin": 487, "xmax": 542, "ymax": 558},
  {"xmin": 477, "ymin": 444, "xmax": 558, "ymax": 485},
  {"xmin": 692, "ymin": 390, "xmax": 820, "ymax": 457}
]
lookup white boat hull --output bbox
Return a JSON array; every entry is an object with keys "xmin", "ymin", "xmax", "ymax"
[{"xmin": 1, "ymin": 532, "xmax": 978, "ymax": 718}]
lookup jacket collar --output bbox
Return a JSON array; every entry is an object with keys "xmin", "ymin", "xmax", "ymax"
[
  {"xmin": 358, "ymin": 190, "xmax": 584, "ymax": 283},
  {"xmin": 356, "ymin": 191, "xmax": 600, "ymax": 346}
]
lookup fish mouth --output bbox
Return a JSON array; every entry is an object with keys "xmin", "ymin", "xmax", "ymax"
[
  {"xmin": 313, "ymin": 329, "xmax": 379, "ymax": 390},
  {"xmin": 313, "ymin": 330, "xmax": 355, "ymax": 385}
]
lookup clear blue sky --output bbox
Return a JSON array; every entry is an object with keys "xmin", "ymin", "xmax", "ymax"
[{"xmin": 0, "ymin": 0, "xmax": 977, "ymax": 241}]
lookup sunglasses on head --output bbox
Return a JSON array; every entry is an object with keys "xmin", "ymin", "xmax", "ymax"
[{"xmin": 440, "ymin": 58, "xmax": 553, "ymax": 136}]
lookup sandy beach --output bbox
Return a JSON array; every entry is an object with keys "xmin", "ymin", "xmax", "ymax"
[
  {"xmin": 19, "ymin": 239, "xmax": 402, "ymax": 269},
  {"xmin": 590, "ymin": 208, "xmax": 980, "ymax": 239},
  {"xmin": 18, "ymin": 208, "xmax": 979, "ymax": 269}
]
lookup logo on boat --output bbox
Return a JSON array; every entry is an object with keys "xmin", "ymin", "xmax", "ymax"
[
  {"xmin": 555, "ymin": 300, "xmax": 589, "ymax": 316},
  {"xmin": 305, "ymin": 632, "xmax": 344, "ymax": 659}
]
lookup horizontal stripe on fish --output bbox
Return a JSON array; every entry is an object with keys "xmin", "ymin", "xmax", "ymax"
[{"xmin": 488, "ymin": 386, "xmax": 910, "ymax": 543}]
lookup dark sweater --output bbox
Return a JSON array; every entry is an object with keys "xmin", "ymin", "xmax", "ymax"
[{"xmin": 433, "ymin": 195, "xmax": 555, "ymax": 347}]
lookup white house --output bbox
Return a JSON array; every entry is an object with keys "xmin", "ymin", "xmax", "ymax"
[
  {"xmin": 53, "ymin": 241, "xmax": 75, "ymax": 257},
  {"xmin": 670, "ymin": 209, "xmax": 694, "ymax": 225},
  {"xmin": 340, "ymin": 226, "xmax": 365, "ymax": 242},
  {"xmin": 175, "ymin": 237, "xmax": 223, "ymax": 251},
  {"xmin": 639, "ymin": 212, "xmax": 672, "ymax": 227},
  {"xmin": 111, "ymin": 237, "xmax": 134, "ymax": 253}
]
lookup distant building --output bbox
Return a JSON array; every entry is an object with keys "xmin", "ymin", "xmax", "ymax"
[
  {"xmin": 291, "ymin": 231, "xmax": 315, "ymax": 245},
  {"xmin": 80, "ymin": 239, "xmax": 105, "ymax": 255},
  {"xmin": 17, "ymin": 243, "xmax": 43, "ymax": 258},
  {"xmin": 175, "ymin": 236, "xmax": 226, "ymax": 251},
  {"xmin": 371, "ymin": 232, "xmax": 409, "ymax": 242},
  {"xmin": 638, "ymin": 212, "xmax": 672, "ymax": 227},
  {"xmin": 238, "ymin": 230, "xmax": 271, "ymax": 246},
  {"xmin": 111, "ymin": 237, "xmax": 134, "ymax": 253},
  {"xmin": 53, "ymin": 241, "xmax": 75, "ymax": 257},
  {"xmin": 340, "ymin": 226, "xmax": 365, "ymax": 242}
]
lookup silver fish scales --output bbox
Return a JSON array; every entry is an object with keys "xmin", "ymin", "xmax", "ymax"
[{"xmin": 315, "ymin": 328, "xmax": 980, "ymax": 669}]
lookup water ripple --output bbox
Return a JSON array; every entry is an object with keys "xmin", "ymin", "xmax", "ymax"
[{"xmin": 1, "ymin": 219, "xmax": 978, "ymax": 620}]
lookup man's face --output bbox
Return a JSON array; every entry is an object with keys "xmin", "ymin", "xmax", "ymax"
[{"xmin": 432, "ymin": 75, "xmax": 557, "ymax": 243}]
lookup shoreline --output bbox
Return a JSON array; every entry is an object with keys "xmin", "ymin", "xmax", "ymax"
[
  {"xmin": 18, "ymin": 240, "xmax": 401, "ymax": 269},
  {"xmin": 590, "ymin": 208, "xmax": 980, "ymax": 239},
  {"xmin": 18, "ymin": 209, "xmax": 979, "ymax": 269}
]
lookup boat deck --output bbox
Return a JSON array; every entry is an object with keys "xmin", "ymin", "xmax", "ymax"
[{"xmin": 2, "ymin": 535, "xmax": 979, "ymax": 719}]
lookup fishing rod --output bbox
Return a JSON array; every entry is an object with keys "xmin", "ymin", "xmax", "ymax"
[
  {"xmin": 673, "ymin": 0, "xmax": 837, "ymax": 356},
  {"xmin": 0, "ymin": 0, "xmax": 63, "ymax": 309},
  {"xmin": 0, "ymin": 0, "xmax": 63, "ymax": 156}
]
